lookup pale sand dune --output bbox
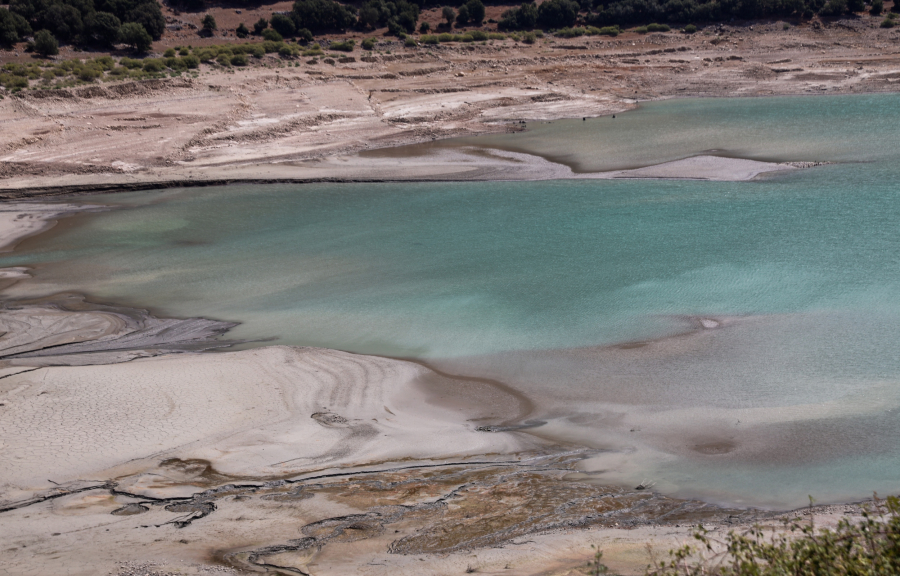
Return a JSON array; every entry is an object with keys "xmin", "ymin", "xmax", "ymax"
[{"xmin": 0, "ymin": 346, "xmax": 533, "ymax": 499}]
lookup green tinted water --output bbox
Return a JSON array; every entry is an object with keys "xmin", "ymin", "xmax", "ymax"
[{"xmin": 6, "ymin": 93, "xmax": 900, "ymax": 508}]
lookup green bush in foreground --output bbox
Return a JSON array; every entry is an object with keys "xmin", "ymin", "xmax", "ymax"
[{"xmin": 592, "ymin": 496, "xmax": 900, "ymax": 576}]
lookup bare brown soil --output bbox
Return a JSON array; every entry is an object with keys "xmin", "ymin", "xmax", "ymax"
[{"xmin": 2, "ymin": 15, "xmax": 900, "ymax": 193}]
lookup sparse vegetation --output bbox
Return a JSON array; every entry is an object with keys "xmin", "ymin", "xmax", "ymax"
[
  {"xmin": 329, "ymin": 39, "xmax": 354, "ymax": 51},
  {"xmin": 586, "ymin": 496, "xmax": 900, "ymax": 576}
]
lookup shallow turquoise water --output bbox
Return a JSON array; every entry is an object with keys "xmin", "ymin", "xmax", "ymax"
[
  {"xmin": 7, "ymin": 93, "xmax": 900, "ymax": 508},
  {"xmin": 375, "ymin": 93, "xmax": 900, "ymax": 171}
]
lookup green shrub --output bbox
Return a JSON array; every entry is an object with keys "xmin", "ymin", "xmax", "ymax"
[
  {"xmin": 460, "ymin": 33, "xmax": 475, "ymax": 42},
  {"xmin": 180, "ymin": 55, "xmax": 200, "ymax": 68},
  {"xmin": 881, "ymin": 16, "xmax": 896, "ymax": 25},
  {"xmin": 278, "ymin": 44, "xmax": 299, "ymax": 58},
  {"xmin": 201, "ymin": 14, "xmax": 217, "ymax": 37},
  {"xmin": 247, "ymin": 44, "xmax": 265, "ymax": 58},
  {"xmin": 646, "ymin": 22, "xmax": 670, "ymax": 31},
  {"xmin": 108, "ymin": 66, "xmax": 129, "ymax": 77},
  {"xmin": 164, "ymin": 48, "xmax": 176, "ymax": 58},
  {"xmin": 438, "ymin": 32, "xmax": 454, "ymax": 42},
  {"xmin": 594, "ymin": 25, "xmax": 620, "ymax": 35},
  {"xmin": 263, "ymin": 40, "xmax": 282, "ymax": 53},
  {"xmin": 297, "ymin": 28, "xmax": 313, "ymax": 43},
  {"xmin": 470, "ymin": 29, "xmax": 488, "ymax": 40},
  {"xmin": 119, "ymin": 22, "xmax": 152, "ymax": 52},
  {"xmin": 555, "ymin": 26, "xmax": 586, "ymax": 37},
  {"xmin": 404, "ymin": 36, "xmax": 417, "ymax": 46},
  {"xmin": 33, "ymin": 29, "xmax": 58, "ymax": 56},
  {"xmin": 488, "ymin": 32, "xmax": 507, "ymax": 40},
  {"xmin": 236, "ymin": 23, "xmax": 250, "ymax": 38},
  {"xmin": 230, "ymin": 53, "xmax": 248, "ymax": 66},
  {"xmin": 262, "ymin": 28, "xmax": 283, "ymax": 42},
  {"xmin": 419, "ymin": 21, "xmax": 430, "ymax": 33},
  {"xmin": 522, "ymin": 31, "xmax": 536, "ymax": 43},
  {"xmin": 329, "ymin": 39, "xmax": 355, "ymax": 51},
  {"xmin": 270, "ymin": 13, "xmax": 296, "ymax": 37},
  {"xmin": 142, "ymin": 58, "xmax": 164, "ymax": 72},
  {"xmin": 120, "ymin": 57, "xmax": 141, "ymax": 69},
  {"xmin": 196, "ymin": 49, "xmax": 216, "ymax": 62},
  {"xmin": 216, "ymin": 52, "xmax": 231, "ymax": 66},
  {"xmin": 421, "ymin": 34, "xmax": 439, "ymax": 44},
  {"xmin": 0, "ymin": 74, "xmax": 29, "ymax": 89},
  {"xmin": 683, "ymin": 23, "xmax": 697, "ymax": 33},
  {"xmin": 362, "ymin": 37, "xmax": 377, "ymax": 49},
  {"xmin": 643, "ymin": 496, "xmax": 900, "ymax": 576},
  {"xmin": 93, "ymin": 56, "xmax": 115, "ymax": 70},
  {"xmin": 76, "ymin": 66, "xmax": 101, "ymax": 81}
]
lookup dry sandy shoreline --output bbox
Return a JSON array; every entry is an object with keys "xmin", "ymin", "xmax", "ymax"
[
  {"xmin": 0, "ymin": 204, "xmax": 888, "ymax": 576},
  {"xmin": 2, "ymin": 15, "xmax": 899, "ymax": 195}
]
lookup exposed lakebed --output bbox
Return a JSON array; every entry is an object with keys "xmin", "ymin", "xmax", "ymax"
[{"xmin": 4, "ymin": 94, "xmax": 900, "ymax": 509}]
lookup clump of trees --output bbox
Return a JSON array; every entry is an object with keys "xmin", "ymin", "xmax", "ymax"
[
  {"xmin": 359, "ymin": 0, "xmax": 421, "ymax": 35},
  {"xmin": 0, "ymin": 8, "xmax": 32, "ymax": 46},
  {"xmin": 291, "ymin": 0, "xmax": 357, "ymax": 33},
  {"xmin": 8, "ymin": 0, "xmax": 163, "ymax": 49},
  {"xmin": 455, "ymin": 0, "xmax": 486, "ymax": 25},
  {"xmin": 500, "ymin": 0, "xmax": 580, "ymax": 30}
]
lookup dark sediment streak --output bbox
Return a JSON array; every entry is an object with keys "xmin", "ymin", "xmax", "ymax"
[{"xmin": 0, "ymin": 292, "xmax": 241, "ymax": 366}]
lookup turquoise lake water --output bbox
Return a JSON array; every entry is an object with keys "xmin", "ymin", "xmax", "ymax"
[{"xmin": 6, "ymin": 93, "xmax": 900, "ymax": 508}]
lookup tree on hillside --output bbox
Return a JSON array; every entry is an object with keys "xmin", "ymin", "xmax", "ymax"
[
  {"xmin": 441, "ymin": 5, "xmax": 455, "ymax": 25},
  {"xmin": 118, "ymin": 21, "xmax": 151, "ymax": 51},
  {"xmin": 33, "ymin": 28, "xmax": 58, "ymax": 55},
  {"xmin": 0, "ymin": 8, "xmax": 32, "ymax": 46},
  {"xmin": 253, "ymin": 17, "xmax": 268, "ymax": 34},
  {"xmin": 290, "ymin": 0, "xmax": 357, "ymax": 33},
  {"xmin": 86, "ymin": 11, "xmax": 121, "ymax": 46},
  {"xmin": 499, "ymin": 2, "xmax": 538, "ymax": 29},
  {"xmin": 537, "ymin": 0, "xmax": 578, "ymax": 28},
  {"xmin": 126, "ymin": 2, "xmax": 165, "ymax": 39},
  {"xmin": 456, "ymin": 4, "xmax": 469, "ymax": 23},
  {"xmin": 200, "ymin": 13, "xmax": 216, "ymax": 36},
  {"xmin": 465, "ymin": 0, "xmax": 485, "ymax": 24},
  {"xmin": 236, "ymin": 22, "xmax": 249, "ymax": 37},
  {"xmin": 270, "ymin": 13, "xmax": 296, "ymax": 36}
]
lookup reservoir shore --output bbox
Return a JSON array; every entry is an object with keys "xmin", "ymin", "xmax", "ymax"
[
  {"xmin": 0, "ymin": 187, "xmax": 883, "ymax": 576},
  {"xmin": 2, "ymin": 18, "xmax": 900, "ymax": 576}
]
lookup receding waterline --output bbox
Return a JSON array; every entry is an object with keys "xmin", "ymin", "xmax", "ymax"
[{"xmin": 5, "ymin": 93, "xmax": 900, "ymax": 509}]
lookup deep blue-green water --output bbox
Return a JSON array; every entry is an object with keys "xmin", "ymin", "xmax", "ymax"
[{"xmin": 6, "ymin": 93, "xmax": 900, "ymax": 508}]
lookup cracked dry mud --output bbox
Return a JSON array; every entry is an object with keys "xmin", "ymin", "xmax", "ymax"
[{"xmin": 0, "ymin": 451, "xmax": 769, "ymax": 576}]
